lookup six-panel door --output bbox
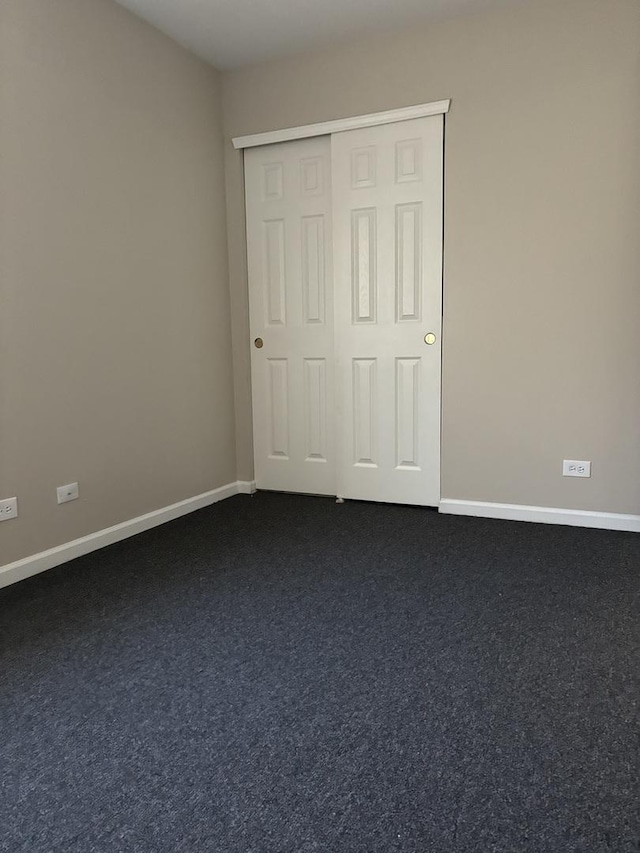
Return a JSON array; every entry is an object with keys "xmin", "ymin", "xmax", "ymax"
[
  {"xmin": 332, "ymin": 116, "xmax": 443, "ymax": 506},
  {"xmin": 245, "ymin": 116, "xmax": 443, "ymax": 505},
  {"xmin": 245, "ymin": 137, "xmax": 336, "ymax": 495}
]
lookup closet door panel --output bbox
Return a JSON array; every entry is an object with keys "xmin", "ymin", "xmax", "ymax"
[
  {"xmin": 332, "ymin": 116, "xmax": 443, "ymax": 506},
  {"xmin": 245, "ymin": 137, "xmax": 335, "ymax": 495}
]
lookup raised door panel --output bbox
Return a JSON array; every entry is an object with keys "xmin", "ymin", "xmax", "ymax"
[
  {"xmin": 395, "ymin": 203, "xmax": 422, "ymax": 322},
  {"xmin": 395, "ymin": 358, "xmax": 420, "ymax": 470},
  {"xmin": 300, "ymin": 157, "xmax": 324, "ymax": 196},
  {"xmin": 352, "ymin": 359, "xmax": 378, "ymax": 467},
  {"xmin": 395, "ymin": 139, "xmax": 422, "ymax": 184},
  {"xmin": 262, "ymin": 162, "xmax": 284, "ymax": 199},
  {"xmin": 303, "ymin": 358, "xmax": 328, "ymax": 462},
  {"xmin": 301, "ymin": 215, "xmax": 326, "ymax": 325},
  {"xmin": 266, "ymin": 359, "xmax": 290, "ymax": 459},
  {"xmin": 351, "ymin": 209, "xmax": 377, "ymax": 324},
  {"xmin": 263, "ymin": 219, "xmax": 287, "ymax": 326}
]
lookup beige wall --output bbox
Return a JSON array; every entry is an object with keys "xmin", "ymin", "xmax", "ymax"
[
  {"xmin": 222, "ymin": 0, "xmax": 640, "ymax": 514},
  {"xmin": 0, "ymin": 0, "xmax": 235, "ymax": 565}
]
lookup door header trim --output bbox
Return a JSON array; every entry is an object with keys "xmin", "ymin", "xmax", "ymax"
[{"xmin": 232, "ymin": 99, "xmax": 451, "ymax": 150}]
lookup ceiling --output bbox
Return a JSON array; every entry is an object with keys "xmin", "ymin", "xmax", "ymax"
[{"xmin": 114, "ymin": 0, "xmax": 527, "ymax": 70}]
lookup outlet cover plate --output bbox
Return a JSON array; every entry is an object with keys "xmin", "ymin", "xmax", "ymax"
[
  {"xmin": 563, "ymin": 460, "xmax": 591, "ymax": 478},
  {"xmin": 57, "ymin": 482, "xmax": 79, "ymax": 504},
  {"xmin": 0, "ymin": 497, "xmax": 18, "ymax": 521}
]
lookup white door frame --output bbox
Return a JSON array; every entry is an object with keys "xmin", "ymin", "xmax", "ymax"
[{"xmin": 232, "ymin": 100, "xmax": 451, "ymax": 150}]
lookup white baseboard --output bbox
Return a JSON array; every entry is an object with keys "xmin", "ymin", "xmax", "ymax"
[
  {"xmin": 0, "ymin": 480, "xmax": 256, "ymax": 591},
  {"xmin": 439, "ymin": 498, "xmax": 640, "ymax": 533},
  {"xmin": 8, "ymin": 485, "xmax": 630, "ymax": 592}
]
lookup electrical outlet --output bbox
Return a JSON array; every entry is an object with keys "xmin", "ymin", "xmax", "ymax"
[
  {"xmin": 57, "ymin": 482, "xmax": 79, "ymax": 504},
  {"xmin": 563, "ymin": 460, "xmax": 591, "ymax": 478},
  {"xmin": 0, "ymin": 497, "xmax": 18, "ymax": 521}
]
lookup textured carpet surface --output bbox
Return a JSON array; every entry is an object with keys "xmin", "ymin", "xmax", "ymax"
[{"xmin": 1, "ymin": 492, "xmax": 639, "ymax": 852}]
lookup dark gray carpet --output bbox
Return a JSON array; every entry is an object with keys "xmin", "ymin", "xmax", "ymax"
[{"xmin": 1, "ymin": 492, "xmax": 639, "ymax": 853}]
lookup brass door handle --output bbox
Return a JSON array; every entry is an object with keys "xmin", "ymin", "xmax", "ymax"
[
  {"xmin": 424, "ymin": 333, "xmax": 436, "ymax": 345},
  {"xmin": 254, "ymin": 337, "xmax": 264, "ymax": 349}
]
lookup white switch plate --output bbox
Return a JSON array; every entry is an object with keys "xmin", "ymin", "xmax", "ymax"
[
  {"xmin": 563, "ymin": 460, "xmax": 591, "ymax": 478},
  {"xmin": 0, "ymin": 497, "xmax": 18, "ymax": 521},
  {"xmin": 57, "ymin": 482, "xmax": 79, "ymax": 504}
]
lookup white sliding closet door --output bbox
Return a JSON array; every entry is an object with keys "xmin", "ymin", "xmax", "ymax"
[
  {"xmin": 244, "ymin": 114, "xmax": 443, "ymax": 505},
  {"xmin": 245, "ymin": 137, "xmax": 335, "ymax": 495},
  {"xmin": 331, "ymin": 116, "xmax": 443, "ymax": 506}
]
